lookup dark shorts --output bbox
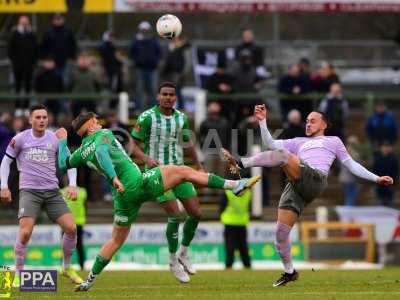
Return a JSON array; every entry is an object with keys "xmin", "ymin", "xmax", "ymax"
[
  {"xmin": 19, "ymin": 189, "xmax": 71, "ymax": 221},
  {"xmin": 279, "ymin": 162, "xmax": 328, "ymax": 215}
]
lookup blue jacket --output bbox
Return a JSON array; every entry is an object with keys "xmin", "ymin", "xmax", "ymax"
[
  {"xmin": 129, "ymin": 36, "xmax": 161, "ymax": 71},
  {"xmin": 366, "ymin": 112, "xmax": 398, "ymax": 144}
]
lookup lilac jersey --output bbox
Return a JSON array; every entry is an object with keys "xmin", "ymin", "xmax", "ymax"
[
  {"xmin": 282, "ymin": 136, "xmax": 351, "ymax": 174},
  {"xmin": 6, "ymin": 129, "xmax": 59, "ymax": 190}
]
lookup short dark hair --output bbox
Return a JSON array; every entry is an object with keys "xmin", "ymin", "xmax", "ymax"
[
  {"xmin": 158, "ymin": 82, "xmax": 177, "ymax": 93},
  {"xmin": 72, "ymin": 112, "xmax": 97, "ymax": 133},
  {"xmin": 29, "ymin": 104, "xmax": 48, "ymax": 114},
  {"xmin": 315, "ymin": 111, "xmax": 331, "ymax": 129}
]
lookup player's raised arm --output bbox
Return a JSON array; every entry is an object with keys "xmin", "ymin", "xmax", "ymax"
[
  {"xmin": 255, "ymin": 104, "xmax": 284, "ymax": 150},
  {"xmin": 335, "ymin": 137, "xmax": 393, "ymax": 186}
]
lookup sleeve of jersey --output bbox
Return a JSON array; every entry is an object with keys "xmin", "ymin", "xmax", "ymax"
[
  {"xmin": 182, "ymin": 115, "xmax": 191, "ymax": 142},
  {"xmin": 131, "ymin": 114, "xmax": 148, "ymax": 141},
  {"xmin": 95, "ymin": 144, "xmax": 117, "ymax": 180},
  {"xmin": 259, "ymin": 119, "xmax": 284, "ymax": 150},
  {"xmin": 58, "ymin": 139, "xmax": 82, "ymax": 171},
  {"xmin": 5, "ymin": 134, "xmax": 22, "ymax": 158}
]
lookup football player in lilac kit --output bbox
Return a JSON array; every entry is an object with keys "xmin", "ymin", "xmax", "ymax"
[
  {"xmin": 0, "ymin": 104, "xmax": 82, "ymax": 287},
  {"xmin": 222, "ymin": 104, "xmax": 393, "ymax": 287}
]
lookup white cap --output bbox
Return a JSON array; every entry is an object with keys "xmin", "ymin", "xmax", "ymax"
[{"xmin": 138, "ymin": 21, "xmax": 151, "ymax": 31}]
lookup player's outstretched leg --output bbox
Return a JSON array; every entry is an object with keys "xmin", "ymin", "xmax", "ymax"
[
  {"xmin": 159, "ymin": 165, "xmax": 261, "ymax": 197},
  {"xmin": 273, "ymin": 209, "xmax": 299, "ymax": 287},
  {"xmin": 75, "ymin": 225, "xmax": 130, "ymax": 292}
]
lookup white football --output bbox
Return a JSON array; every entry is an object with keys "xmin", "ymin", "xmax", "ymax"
[{"xmin": 156, "ymin": 14, "xmax": 182, "ymax": 39}]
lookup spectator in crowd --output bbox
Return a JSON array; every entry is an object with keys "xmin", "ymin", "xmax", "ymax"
[
  {"xmin": 161, "ymin": 36, "xmax": 191, "ymax": 108},
  {"xmin": 7, "ymin": 15, "xmax": 38, "ymax": 109},
  {"xmin": 339, "ymin": 136, "xmax": 361, "ymax": 206},
  {"xmin": 366, "ymin": 101, "xmax": 398, "ymax": 146},
  {"xmin": 99, "ymin": 30, "xmax": 124, "ymax": 95},
  {"xmin": 199, "ymin": 102, "xmax": 230, "ymax": 175},
  {"xmin": 318, "ymin": 83, "xmax": 349, "ymax": 141},
  {"xmin": 220, "ymin": 189, "xmax": 252, "ymax": 269},
  {"xmin": 0, "ymin": 113, "xmax": 13, "ymax": 161},
  {"xmin": 280, "ymin": 109, "xmax": 305, "ymax": 139},
  {"xmin": 34, "ymin": 56, "xmax": 64, "ymax": 116},
  {"xmin": 40, "ymin": 13, "xmax": 77, "ymax": 86},
  {"xmin": 70, "ymin": 53, "xmax": 100, "ymax": 116},
  {"xmin": 373, "ymin": 143, "xmax": 398, "ymax": 207},
  {"xmin": 278, "ymin": 64, "xmax": 313, "ymax": 121},
  {"xmin": 231, "ymin": 50, "xmax": 265, "ymax": 124},
  {"xmin": 298, "ymin": 57, "xmax": 312, "ymax": 78},
  {"xmin": 235, "ymin": 29, "xmax": 267, "ymax": 78},
  {"xmin": 312, "ymin": 61, "xmax": 340, "ymax": 93},
  {"xmin": 130, "ymin": 21, "xmax": 161, "ymax": 111}
]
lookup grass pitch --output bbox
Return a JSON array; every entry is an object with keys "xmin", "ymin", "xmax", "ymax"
[{"xmin": 11, "ymin": 269, "xmax": 400, "ymax": 300}]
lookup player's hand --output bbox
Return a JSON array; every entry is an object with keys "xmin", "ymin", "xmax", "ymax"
[
  {"xmin": 113, "ymin": 177, "xmax": 125, "ymax": 193},
  {"xmin": 377, "ymin": 176, "xmax": 393, "ymax": 186},
  {"xmin": 55, "ymin": 127, "xmax": 68, "ymax": 140},
  {"xmin": 0, "ymin": 188, "xmax": 12, "ymax": 204},
  {"xmin": 145, "ymin": 157, "xmax": 159, "ymax": 168},
  {"xmin": 254, "ymin": 104, "xmax": 267, "ymax": 121},
  {"xmin": 66, "ymin": 186, "xmax": 78, "ymax": 201}
]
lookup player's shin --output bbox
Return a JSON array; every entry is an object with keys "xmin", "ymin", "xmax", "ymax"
[
  {"xmin": 275, "ymin": 222, "xmax": 294, "ymax": 274},
  {"xmin": 241, "ymin": 149, "xmax": 289, "ymax": 168},
  {"xmin": 166, "ymin": 217, "xmax": 180, "ymax": 261}
]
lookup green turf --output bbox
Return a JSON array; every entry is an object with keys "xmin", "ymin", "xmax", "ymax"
[{"xmin": 10, "ymin": 269, "xmax": 400, "ymax": 300}]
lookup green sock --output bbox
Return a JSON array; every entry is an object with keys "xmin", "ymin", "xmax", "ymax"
[
  {"xmin": 91, "ymin": 254, "xmax": 110, "ymax": 275},
  {"xmin": 182, "ymin": 216, "xmax": 199, "ymax": 247},
  {"xmin": 207, "ymin": 173, "xmax": 226, "ymax": 189},
  {"xmin": 166, "ymin": 217, "xmax": 180, "ymax": 253}
]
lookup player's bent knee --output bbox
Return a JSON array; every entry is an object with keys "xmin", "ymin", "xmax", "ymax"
[
  {"xmin": 272, "ymin": 149, "xmax": 290, "ymax": 165},
  {"xmin": 64, "ymin": 225, "xmax": 77, "ymax": 237}
]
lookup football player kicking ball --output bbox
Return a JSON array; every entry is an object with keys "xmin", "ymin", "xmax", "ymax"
[
  {"xmin": 222, "ymin": 104, "xmax": 393, "ymax": 287},
  {"xmin": 55, "ymin": 112, "xmax": 260, "ymax": 291},
  {"xmin": 0, "ymin": 105, "xmax": 82, "ymax": 287}
]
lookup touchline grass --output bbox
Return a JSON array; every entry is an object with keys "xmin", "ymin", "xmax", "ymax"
[{"xmin": 11, "ymin": 269, "xmax": 400, "ymax": 300}]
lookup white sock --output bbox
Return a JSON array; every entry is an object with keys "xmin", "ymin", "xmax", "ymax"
[
  {"xmin": 284, "ymin": 264, "xmax": 294, "ymax": 274},
  {"xmin": 179, "ymin": 246, "xmax": 188, "ymax": 256},
  {"xmin": 170, "ymin": 253, "xmax": 178, "ymax": 264},
  {"xmin": 223, "ymin": 180, "xmax": 239, "ymax": 189}
]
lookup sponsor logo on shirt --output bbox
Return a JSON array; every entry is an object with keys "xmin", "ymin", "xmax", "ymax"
[
  {"xmin": 24, "ymin": 148, "xmax": 49, "ymax": 162},
  {"xmin": 81, "ymin": 143, "xmax": 96, "ymax": 160},
  {"xmin": 114, "ymin": 215, "xmax": 128, "ymax": 223},
  {"xmin": 299, "ymin": 139, "xmax": 325, "ymax": 152}
]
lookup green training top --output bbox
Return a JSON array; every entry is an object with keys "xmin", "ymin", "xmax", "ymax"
[
  {"xmin": 58, "ymin": 129, "xmax": 142, "ymax": 183},
  {"xmin": 131, "ymin": 106, "xmax": 191, "ymax": 166}
]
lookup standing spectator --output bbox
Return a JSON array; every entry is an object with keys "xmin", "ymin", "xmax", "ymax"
[
  {"xmin": 199, "ymin": 102, "xmax": 230, "ymax": 175},
  {"xmin": 319, "ymin": 83, "xmax": 349, "ymax": 141},
  {"xmin": 220, "ymin": 189, "xmax": 252, "ymax": 269},
  {"xmin": 339, "ymin": 136, "xmax": 361, "ymax": 206},
  {"xmin": 0, "ymin": 113, "xmax": 13, "ymax": 161},
  {"xmin": 278, "ymin": 64, "xmax": 313, "ymax": 121},
  {"xmin": 312, "ymin": 61, "xmax": 340, "ymax": 93},
  {"xmin": 130, "ymin": 21, "xmax": 161, "ymax": 110},
  {"xmin": 40, "ymin": 13, "xmax": 77, "ymax": 86},
  {"xmin": 280, "ymin": 109, "xmax": 305, "ymax": 140},
  {"xmin": 366, "ymin": 101, "xmax": 398, "ymax": 146},
  {"xmin": 99, "ymin": 30, "xmax": 124, "ymax": 95},
  {"xmin": 235, "ymin": 29, "xmax": 267, "ymax": 78},
  {"xmin": 7, "ymin": 15, "xmax": 38, "ymax": 109},
  {"xmin": 34, "ymin": 56, "xmax": 64, "ymax": 116},
  {"xmin": 161, "ymin": 36, "xmax": 191, "ymax": 108},
  {"xmin": 373, "ymin": 143, "xmax": 399, "ymax": 207},
  {"xmin": 70, "ymin": 53, "xmax": 100, "ymax": 116},
  {"xmin": 231, "ymin": 50, "xmax": 265, "ymax": 124},
  {"xmin": 61, "ymin": 186, "xmax": 87, "ymax": 271}
]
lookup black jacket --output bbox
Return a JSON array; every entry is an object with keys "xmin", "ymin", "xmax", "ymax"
[
  {"xmin": 7, "ymin": 28, "xmax": 38, "ymax": 69},
  {"xmin": 40, "ymin": 25, "xmax": 77, "ymax": 67},
  {"xmin": 99, "ymin": 41, "xmax": 122, "ymax": 76}
]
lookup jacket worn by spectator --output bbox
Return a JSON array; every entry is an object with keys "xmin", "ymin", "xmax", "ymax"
[
  {"xmin": 129, "ymin": 35, "xmax": 161, "ymax": 71},
  {"xmin": 366, "ymin": 111, "xmax": 398, "ymax": 145},
  {"xmin": 40, "ymin": 25, "xmax": 77, "ymax": 68}
]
